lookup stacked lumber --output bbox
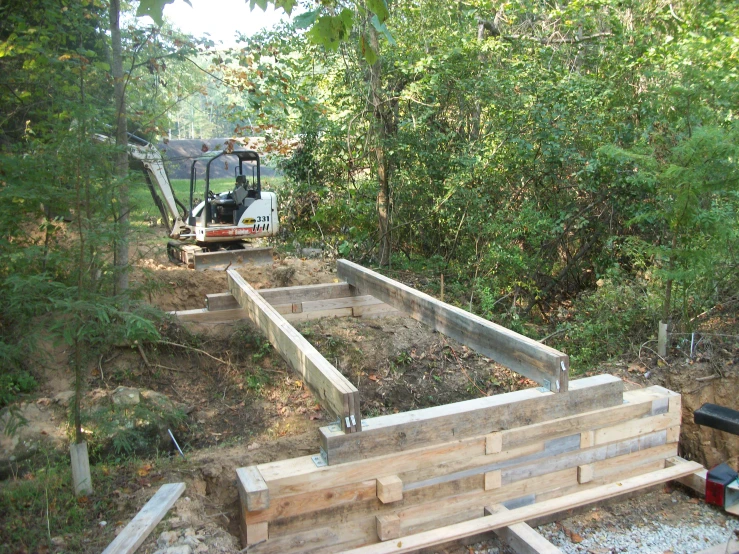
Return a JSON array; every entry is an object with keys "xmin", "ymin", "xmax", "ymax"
[{"xmin": 236, "ymin": 377, "xmax": 687, "ymax": 553}]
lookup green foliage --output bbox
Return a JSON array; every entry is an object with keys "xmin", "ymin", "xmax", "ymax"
[
  {"xmin": 80, "ymin": 400, "xmax": 186, "ymax": 461},
  {"xmin": 551, "ymin": 271, "xmax": 663, "ymax": 370}
]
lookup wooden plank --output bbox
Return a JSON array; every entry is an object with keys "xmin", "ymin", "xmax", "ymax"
[
  {"xmin": 272, "ymin": 295, "xmax": 382, "ymax": 315},
  {"xmin": 341, "ymin": 462, "xmax": 704, "ymax": 554},
  {"xmin": 101, "ymin": 483, "xmax": 185, "ymax": 554},
  {"xmin": 257, "ymin": 282, "xmax": 357, "ymax": 306},
  {"xmin": 205, "ymin": 292, "xmax": 239, "ymax": 311},
  {"xmin": 227, "ymin": 269, "xmax": 360, "ymax": 431},
  {"xmin": 397, "ymin": 449, "xmax": 682, "ymax": 546},
  {"xmin": 486, "ymin": 505, "xmax": 563, "ymax": 554},
  {"xmin": 237, "ymin": 466, "xmax": 270, "ymax": 511},
  {"xmin": 70, "ymin": 442, "xmax": 93, "ymax": 496},
  {"xmin": 337, "ymin": 259, "xmax": 569, "ymax": 392},
  {"xmin": 353, "ymin": 302, "xmax": 402, "ymax": 318},
  {"xmin": 284, "ymin": 307, "xmax": 354, "ymax": 323},
  {"xmin": 171, "ymin": 307, "xmax": 249, "ymax": 323},
  {"xmin": 245, "ymin": 480, "xmax": 377, "ymax": 525},
  {"xmin": 665, "ymin": 456, "xmax": 707, "ymax": 495},
  {"xmin": 320, "ymin": 374, "xmax": 623, "ymax": 465}
]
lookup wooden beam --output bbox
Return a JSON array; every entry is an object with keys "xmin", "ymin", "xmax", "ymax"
[
  {"xmin": 485, "ymin": 505, "xmax": 562, "ymax": 554},
  {"xmin": 319, "ymin": 374, "xmax": 623, "ymax": 465},
  {"xmin": 227, "ymin": 269, "xmax": 360, "ymax": 431},
  {"xmin": 237, "ymin": 466, "xmax": 270, "ymax": 511},
  {"xmin": 341, "ymin": 461, "xmax": 703, "ymax": 554},
  {"xmin": 205, "ymin": 292, "xmax": 239, "ymax": 311},
  {"xmin": 665, "ymin": 456, "xmax": 708, "ymax": 495},
  {"xmin": 257, "ymin": 282, "xmax": 358, "ymax": 306},
  {"xmin": 170, "ymin": 307, "xmax": 248, "ymax": 324},
  {"xmin": 101, "ymin": 482, "xmax": 185, "ymax": 554},
  {"xmin": 337, "ymin": 259, "xmax": 569, "ymax": 393}
]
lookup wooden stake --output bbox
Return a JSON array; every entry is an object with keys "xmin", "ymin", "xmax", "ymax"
[
  {"xmin": 70, "ymin": 442, "xmax": 92, "ymax": 496},
  {"xmin": 658, "ymin": 321, "xmax": 668, "ymax": 357}
]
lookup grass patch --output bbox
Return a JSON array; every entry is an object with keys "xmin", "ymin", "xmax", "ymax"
[{"xmin": 0, "ymin": 456, "xmax": 162, "ymax": 553}]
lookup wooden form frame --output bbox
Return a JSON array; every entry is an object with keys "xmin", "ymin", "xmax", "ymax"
[
  {"xmin": 236, "ymin": 384, "xmax": 689, "ymax": 553},
  {"xmin": 337, "ymin": 260, "xmax": 570, "ymax": 393},
  {"xmin": 175, "ymin": 260, "xmax": 572, "ymax": 435}
]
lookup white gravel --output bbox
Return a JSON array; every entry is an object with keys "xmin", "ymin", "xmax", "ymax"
[
  {"xmin": 468, "ymin": 489, "xmax": 739, "ymax": 554},
  {"xmin": 537, "ymin": 520, "xmax": 737, "ymax": 553}
]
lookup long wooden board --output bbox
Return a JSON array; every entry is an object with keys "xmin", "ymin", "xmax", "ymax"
[
  {"xmin": 341, "ymin": 461, "xmax": 703, "ymax": 554},
  {"xmin": 257, "ymin": 282, "xmax": 358, "ymax": 306},
  {"xmin": 320, "ymin": 374, "xmax": 623, "ymax": 465},
  {"xmin": 227, "ymin": 269, "xmax": 361, "ymax": 431},
  {"xmin": 170, "ymin": 307, "xmax": 249, "ymax": 323},
  {"xmin": 337, "ymin": 259, "xmax": 569, "ymax": 393},
  {"xmin": 101, "ymin": 482, "xmax": 185, "ymax": 554}
]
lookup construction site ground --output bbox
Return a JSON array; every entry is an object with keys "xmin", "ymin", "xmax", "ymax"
[{"xmin": 1, "ymin": 229, "xmax": 738, "ymax": 554}]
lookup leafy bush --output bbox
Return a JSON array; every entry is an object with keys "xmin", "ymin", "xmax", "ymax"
[{"xmin": 551, "ymin": 271, "xmax": 662, "ymax": 371}]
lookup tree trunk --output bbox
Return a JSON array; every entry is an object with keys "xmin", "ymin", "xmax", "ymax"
[
  {"xmin": 110, "ymin": 0, "xmax": 129, "ymax": 295},
  {"xmin": 662, "ymin": 234, "xmax": 677, "ymax": 321},
  {"xmin": 368, "ymin": 24, "xmax": 391, "ymax": 267}
]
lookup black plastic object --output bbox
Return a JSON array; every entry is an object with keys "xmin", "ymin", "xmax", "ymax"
[{"xmin": 694, "ymin": 403, "xmax": 739, "ymax": 437}]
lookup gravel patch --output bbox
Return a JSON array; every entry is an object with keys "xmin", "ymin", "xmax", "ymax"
[{"xmin": 465, "ymin": 488, "xmax": 739, "ymax": 554}]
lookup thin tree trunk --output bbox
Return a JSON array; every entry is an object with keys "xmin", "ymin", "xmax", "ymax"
[
  {"xmin": 368, "ymin": 24, "xmax": 391, "ymax": 267},
  {"xmin": 110, "ymin": 0, "xmax": 129, "ymax": 295},
  {"xmin": 663, "ymin": 234, "xmax": 678, "ymax": 321}
]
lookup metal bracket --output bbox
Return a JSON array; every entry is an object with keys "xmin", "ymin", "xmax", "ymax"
[
  {"xmin": 311, "ymin": 447, "xmax": 328, "ymax": 467},
  {"xmin": 538, "ymin": 379, "xmax": 552, "ymax": 393},
  {"xmin": 560, "ymin": 360, "xmax": 568, "ymax": 373},
  {"xmin": 350, "ymin": 415, "xmax": 357, "ymax": 427},
  {"xmin": 328, "ymin": 420, "xmax": 341, "ymax": 433}
]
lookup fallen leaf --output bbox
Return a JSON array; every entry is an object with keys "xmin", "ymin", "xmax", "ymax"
[
  {"xmin": 137, "ymin": 464, "xmax": 153, "ymax": 477},
  {"xmin": 368, "ymin": 374, "xmax": 380, "ymax": 382},
  {"xmin": 570, "ymin": 532, "xmax": 583, "ymax": 543}
]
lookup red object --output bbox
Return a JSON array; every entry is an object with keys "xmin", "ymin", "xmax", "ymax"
[{"xmin": 705, "ymin": 463, "xmax": 738, "ymax": 507}]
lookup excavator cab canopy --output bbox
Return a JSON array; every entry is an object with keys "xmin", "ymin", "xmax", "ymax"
[{"xmin": 188, "ymin": 149, "xmax": 262, "ymax": 226}]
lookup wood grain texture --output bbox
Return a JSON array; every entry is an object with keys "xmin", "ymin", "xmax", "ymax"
[
  {"xmin": 338, "ymin": 259, "xmax": 569, "ymax": 392},
  {"xmin": 486, "ymin": 505, "xmax": 563, "ymax": 554},
  {"xmin": 320, "ymin": 375, "xmax": 623, "ymax": 465},
  {"xmin": 205, "ymin": 292, "xmax": 239, "ymax": 311},
  {"xmin": 101, "ymin": 483, "xmax": 185, "ymax": 554},
  {"xmin": 257, "ymin": 282, "xmax": 358, "ymax": 306},
  {"xmin": 170, "ymin": 307, "xmax": 249, "ymax": 323},
  {"xmin": 341, "ymin": 462, "xmax": 703, "ymax": 554},
  {"xmin": 237, "ymin": 466, "xmax": 270, "ymax": 511},
  {"xmin": 260, "ymin": 385, "xmax": 667, "ymax": 500},
  {"xmin": 227, "ymin": 269, "xmax": 360, "ymax": 430}
]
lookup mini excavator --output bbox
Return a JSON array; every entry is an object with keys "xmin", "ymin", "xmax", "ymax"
[{"xmin": 126, "ymin": 134, "xmax": 279, "ymax": 270}]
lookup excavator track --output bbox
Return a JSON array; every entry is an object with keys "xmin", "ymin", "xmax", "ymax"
[{"xmin": 167, "ymin": 241, "xmax": 273, "ymax": 270}]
